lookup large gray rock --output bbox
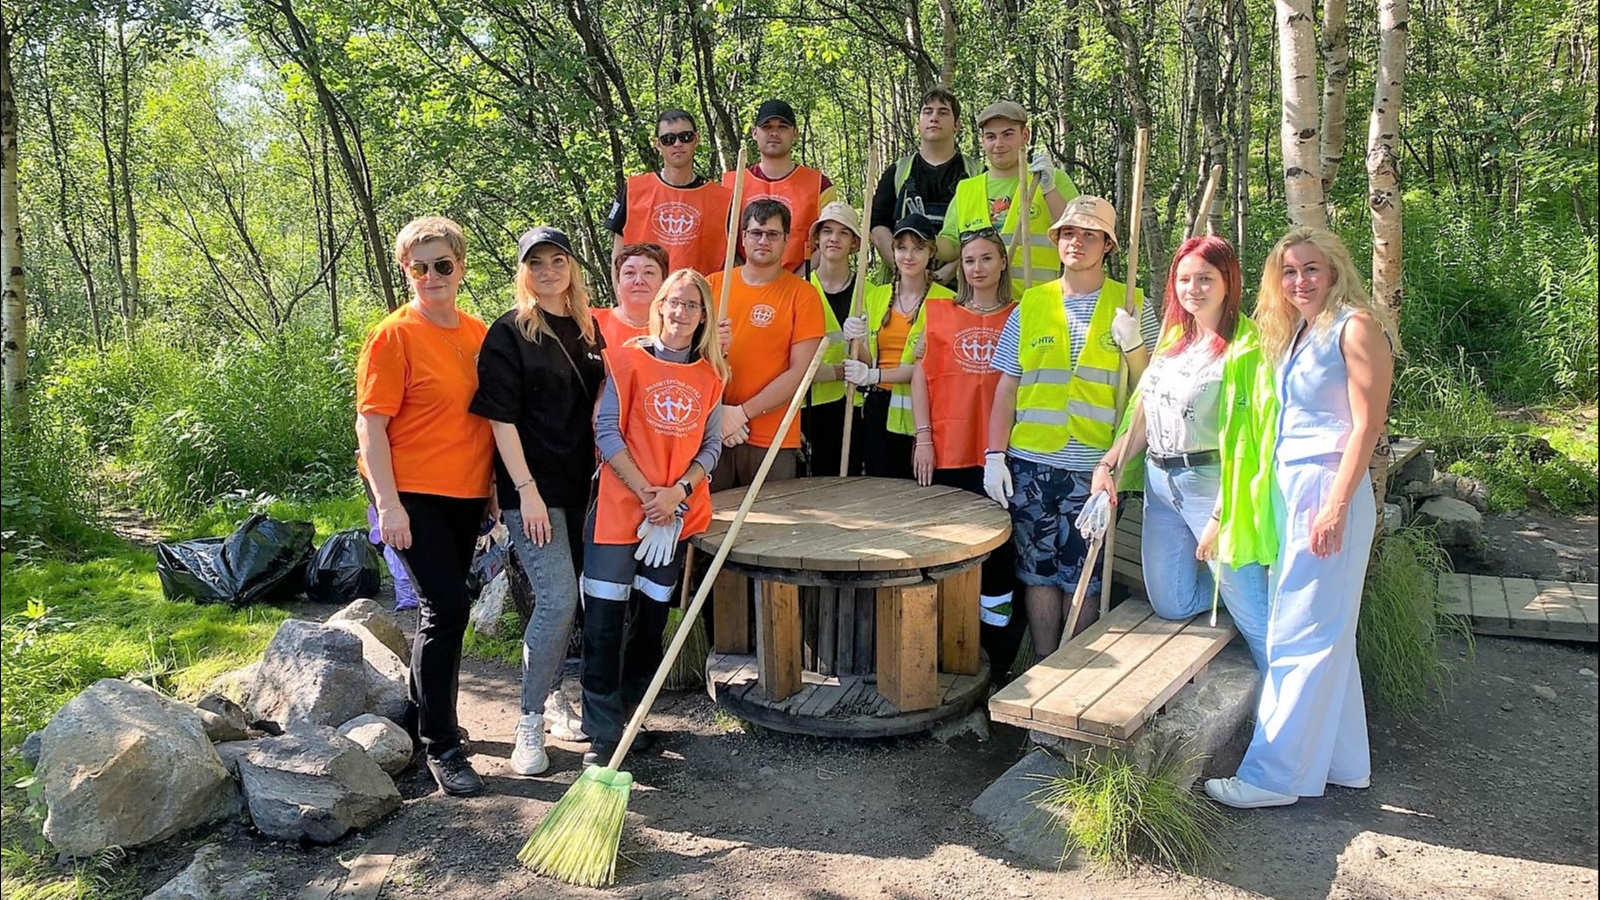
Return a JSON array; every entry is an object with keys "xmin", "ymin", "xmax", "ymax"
[
  {"xmin": 970, "ymin": 748, "xmax": 1077, "ymax": 867},
  {"xmin": 213, "ymin": 741, "xmax": 255, "ymax": 778},
  {"xmin": 21, "ymin": 730, "xmax": 42, "ymax": 768},
  {"xmin": 246, "ymin": 620, "xmax": 368, "ymax": 729},
  {"xmin": 1415, "ymin": 496, "xmax": 1485, "ymax": 551},
  {"xmin": 192, "ymin": 694, "xmax": 248, "ymax": 743},
  {"xmin": 326, "ymin": 616, "xmax": 410, "ymax": 722},
  {"xmin": 142, "ymin": 843, "xmax": 273, "ymax": 900},
  {"xmin": 237, "ymin": 727, "xmax": 400, "ymax": 844},
  {"xmin": 38, "ymin": 679, "xmax": 241, "ymax": 856},
  {"xmin": 328, "ymin": 598, "xmax": 409, "ymax": 661},
  {"xmin": 468, "ymin": 570, "xmax": 510, "ymax": 638},
  {"xmin": 337, "ymin": 714, "xmax": 414, "ymax": 775}
]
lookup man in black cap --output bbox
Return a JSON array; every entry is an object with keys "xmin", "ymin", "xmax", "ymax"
[{"xmin": 722, "ymin": 99, "xmax": 836, "ymax": 272}]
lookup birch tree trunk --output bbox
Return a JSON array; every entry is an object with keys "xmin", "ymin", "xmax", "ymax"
[
  {"xmin": 1, "ymin": 12, "xmax": 26, "ymax": 421},
  {"xmin": 1368, "ymin": 0, "xmax": 1408, "ymax": 316},
  {"xmin": 1318, "ymin": 0, "xmax": 1350, "ymax": 197},
  {"xmin": 1277, "ymin": 0, "xmax": 1327, "ymax": 228}
]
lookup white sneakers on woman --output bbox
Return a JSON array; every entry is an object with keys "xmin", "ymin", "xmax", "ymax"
[
  {"xmin": 1203, "ymin": 776, "xmax": 1298, "ymax": 808},
  {"xmin": 510, "ymin": 713, "xmax": 549, "ymax": 776},
  {"xmin": 544, "ymin": 688, "xmax": 588, "ymax": 743}
]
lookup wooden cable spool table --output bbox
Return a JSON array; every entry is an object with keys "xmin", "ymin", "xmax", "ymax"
[{"xmin": 691, "ymin": 477, "xmax": 1012, "ymax": 737}]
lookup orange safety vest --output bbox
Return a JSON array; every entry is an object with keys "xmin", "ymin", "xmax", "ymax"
[
  {"xmin": 622, "ymin": 174, "xmax": 733, "ymax": 276},
  {"xmin": 594, "ymin": 307, "xmax": 649, "ymax": 350},
  {"xmin": 723, "ymin": 164, "xmax": 823, "ymax": 271},
  {"xmin": 922, "ymin": 299, "xmax": 1015, "ymax": 470},
  {"xmin": 593, "ymin": 344, "xmax": 725, "ymax": 545}
]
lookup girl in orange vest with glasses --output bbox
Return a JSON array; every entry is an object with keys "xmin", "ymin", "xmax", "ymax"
[{"xmin": 909, "ymin": 227, "xmax": 1028, "ymax": 684}]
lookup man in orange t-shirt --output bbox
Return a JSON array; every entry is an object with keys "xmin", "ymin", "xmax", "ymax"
[{"xmin": 708, "ymin": 197, "xmax": 825, "ymax": 489}]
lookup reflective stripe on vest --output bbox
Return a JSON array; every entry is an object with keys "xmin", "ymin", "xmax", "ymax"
[
  {"xmin": 723, "ymin": 165, "xmax": 823, "ymax": 272},
  {"xmin": 863, "ymin": 281, "xmax": 954, "ymax": 435},
  {"xmin": 807, "ymin": 272, "xmax": 854, "ymax": 406},
  {"xmin": 1009, "ymin": 279, "xmax": 1139, "ymax": 453},
  {"xmin": 924, "ymin": 299, "xmax": 1013, "ymax": 469},
  {"xmin": 593, "ymin": 345, "xmax": 725, "ymax": 544},
  {"xmin": 622, "ymin": 173, "xmax": 733, "ymax": 276}
]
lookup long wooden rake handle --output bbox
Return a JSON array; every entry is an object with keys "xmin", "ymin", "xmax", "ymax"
[
  {"xmin": 1099, "ymin": 126, "xmax": 1149, "ymax": 619},
  {"xmin": 1190, "ymin": 163, "xmax": 1223, "ymax": 240},
  {"xmin": 838, "ymin": 145, "xmax": 879, "ymax": 475},
  {"xmin": 609, "ymin": 338, "xmax": 832, "ymax": 769},
  {"xmin": 716, "ymin": 145, "xmax": 750, "ymax": 321},
  {"xmin": 1017, "ymin": 145, "xmax": 1033, "ymax": 293},
  {"xmin": 1062, "ymin": 535, "xmax": 1104, "ymax": 646}
]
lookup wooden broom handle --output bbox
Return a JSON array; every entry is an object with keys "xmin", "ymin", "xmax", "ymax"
[
  {"xmin": 1017, "ymin": 144, "xmax": 1033, "ymax": 293},
  {"xmin": 716, "ymin": 144, "xmax": 750, "ymax": 321},
  {"xmin": 838, "ymin": 145, "xmax": 879, "ymax": 475},
  {"xmin": 610, "ymin": 338, "xmax": 832, "ymax": 769},
  {"xmin": 1190, "ymin": 163, "xmax": 1223, "ymax": 240}
]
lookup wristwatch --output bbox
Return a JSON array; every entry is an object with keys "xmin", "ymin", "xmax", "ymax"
[{"xmin": 678, "ymin": 479, "xmax": 693, "ymax": 500}]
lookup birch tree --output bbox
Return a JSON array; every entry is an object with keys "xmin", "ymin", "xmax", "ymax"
[
  {"xmin": 1, "ymin": 10, "xmax": 26, "ymax": 421},
  {"xmin": 1318, "ymin": 0, "xmax": 1350, "ymax": 196},
  {"xmin": 1277, "ymin": 0, "xmax": 1327, "ymax": 229},
  {"xmin": 1367, "ymin": 0, "xmax": 1408, "ymax": 315}
]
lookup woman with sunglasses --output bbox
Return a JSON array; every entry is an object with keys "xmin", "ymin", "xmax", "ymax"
[
  {"xmin": 909, "ymin": 227, "xmax": 1028, "ymax": 682},
  {"xmin": 357, "ymin": 216, "xmax": 495, "ymax": 797},
  {"xmin": 840, "ymin": 213, "xmax": 954, "ymax": 479},
  {"xmin": 1090, "ymin": 236, "xmax": 1273, "ymax": 675},
  {"xmin": 470, "ymin": 226, "xmax": 606, "ymax": 778},
  {"xmin": 579, "ymin": 269, "xmax": 728, "ymax": 766},
  {"xmin": 598, "ymin": 243, "xmax": 668, "ymax": 347}
]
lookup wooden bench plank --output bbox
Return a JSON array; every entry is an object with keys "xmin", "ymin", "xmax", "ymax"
[
  {"xmin": 1030, "ymin": 611, "xmax": 1189, "ymax": 731},
  {"xmin": 1533, "ymin": 580, "xmax": 1591, "ymax": 635},
  {"xmin": 1079, "ymin": 613, "xmax": 1238, "ymax": 739},
  {"xmin": 1499, "ymin": 577, "xmax": 1547, "ymax": 633},
  {"xmin": 988, "ymin": 601, "xmax": 1153, "ymax": 720},
  {"xmin": 1469, "ymin": 574, "xmax": 1513, "ymax": 631},
  {"xmin": 988, "ymin": 709, "xmax": 1133, "ymax": 750},
  {"xmin": 1438, "ymin": 572, "xmax": 1472, "ymax": 618}
]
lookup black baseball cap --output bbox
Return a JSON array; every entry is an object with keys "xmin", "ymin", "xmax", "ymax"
[
  {"xmin": 517, "ymin": 226, "xmax": 574, "ymax": 263},
  {"xmin": 754, "ymin": 99, "xmax": 797, "ymax": 127},
  {"xmin": 892, "ymin": 213, "xmax": 938, "ymax": 242}
]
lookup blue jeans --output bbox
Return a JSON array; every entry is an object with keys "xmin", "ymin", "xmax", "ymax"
[
  {"xmin": 1142, "ymin": 460, "xmax": 1270, "ymax": 672},
  {"xmin": 503, "ymin": 506, "xmax": 586, "ymax": 715}
]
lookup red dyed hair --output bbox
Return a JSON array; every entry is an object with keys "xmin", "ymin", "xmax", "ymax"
[{"xmin": 1160, "ymin": 234, "xmax": 1243, "ymax": 358}]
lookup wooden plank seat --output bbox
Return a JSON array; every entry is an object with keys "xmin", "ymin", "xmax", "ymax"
[
  {"xmin": 1438, "ymin": 572, "xmax": 1597, "ymax": 643},
  {"xmin": 988, "ymin": 600, "xmax": 1238, "ymax": 747}
]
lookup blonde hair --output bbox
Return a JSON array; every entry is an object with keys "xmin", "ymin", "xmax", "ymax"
[
  {"xmin": 647, "ymin": 269, "xmax": 730, "ymax": 383},
  {"xmin": 513, "ymin": 250, "xmax": 597, "ymax": 345},
  {"xmin": 1255, "ymin": 227, "xmax": 1400, "ymax": 363},
  {"xmin": 393, "ymin": 216, "xmax": 466, "ymax": 269}
]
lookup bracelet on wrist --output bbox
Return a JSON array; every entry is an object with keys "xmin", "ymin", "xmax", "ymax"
[
  {"xmin": 513, "ymin": 477, "xmax": 535, "ymax": 491},
  {"xmin": 914, "ymin": 425, "xmax": 932, "ymax": 433}
]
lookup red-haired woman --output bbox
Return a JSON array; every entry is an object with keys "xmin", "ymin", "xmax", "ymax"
[{"xmin": 1091, "ymin": 235, "xmax": 1273, "ymax": 672}]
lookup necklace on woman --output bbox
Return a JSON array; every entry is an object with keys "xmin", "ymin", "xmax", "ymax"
[
  {"xmin": 895, "ymin": 283, "xmax": 926, "ymax": 318},
  {"xmin": 965, "ymin": 298, "xmax": 1004, "ymax": 314}
]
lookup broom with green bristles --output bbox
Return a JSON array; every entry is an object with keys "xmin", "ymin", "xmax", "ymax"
[
  {"xmin": 518, "ymin": 338, "xmax": 832, "ymax": 887},
  {"xmin": 661, "ymin": 546, "xmax": 708, "ymax": 690}
]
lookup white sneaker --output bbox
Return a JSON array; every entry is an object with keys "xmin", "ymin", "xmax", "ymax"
[
  {"xmin": 1328, "ymin": 775, "xmax": 1371, "ymax": 789},
  {"xmin": 544, "ymin": 689, "xmax": 589, "ymax": 743},
  {"xmin": 1204, "ymin": 776, "xmax": 1298, "ymax": 809},
  {"xmin": 509, "ymin": 713, "xmax": 549, "ymax": 776}
]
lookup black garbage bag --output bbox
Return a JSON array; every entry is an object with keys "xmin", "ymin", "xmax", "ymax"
[
  {"xmin": 304, "ymin": 527, "xmax": 382, "ymax": 604},
  {"xmin": 155, "ymin": 514, "xmax": 316, "ymax": 606}
]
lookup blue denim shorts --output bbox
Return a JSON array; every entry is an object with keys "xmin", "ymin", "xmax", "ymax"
[{"xmin": 1008, "ymin": 457, "xmax": 1100, "ymax": 593}]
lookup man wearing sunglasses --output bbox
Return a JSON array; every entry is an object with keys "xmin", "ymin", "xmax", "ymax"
[
  {"xmin": 722, "ymin": 99, "xmax": 837, "ymax": 273},
  {"xmin": 606, "ymin": 110, "xmax": 732, "ymax": 276}
]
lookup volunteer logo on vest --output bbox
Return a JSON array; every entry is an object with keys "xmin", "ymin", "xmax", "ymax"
[
  {"xmin": 1097, "ymin": 330, "xmax": 1119, "ymax": 352},
  {"xmin": 644, "ymin": 378, "xmax": 705, "ymax": 437},
  {"xmin": 652, "ymin": 202, "xmax": 701, "ymax": 244},
  {"xmin": 955, "ymin": 326, "xmax": 999, "ymax": 373},
  {"xmin": 750, "ymin": 304, "xmax": 777, "ymax": 327}
]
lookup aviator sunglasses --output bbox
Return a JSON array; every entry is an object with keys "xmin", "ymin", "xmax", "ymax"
[
  {"xmin": 657, "ymin": 129, "xmax": 696, "ymax": 146},
  {"xmin": 405, "ymin": 258, "xmax": 457, "ymax": 278}
]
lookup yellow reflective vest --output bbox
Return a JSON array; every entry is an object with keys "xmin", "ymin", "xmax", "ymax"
[
  {"xmin": 1010, "ymin": 278, "xmax": 1140, "ymax": 453},
  {"xmin": 944, "ymin": 169, "xmax": 1078, "ymax": 297},
  {"xmin": 807, "ymin": 271, "xmax": 860, "ymax": 406},
  {"xmin": 863, "ymin": 281, "xmax": 955, "ymax": 434}
]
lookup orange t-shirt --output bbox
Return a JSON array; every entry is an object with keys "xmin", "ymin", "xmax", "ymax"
[
  {"xmin": 356, "ymin": 304, "xmax": 495, "ymax": 498},
  {"xmin": 876, "ymin": 309, "xmax": 913, "ymax": 369},
  {"xmin": 708, "ymin": 267, "xmax": 826, "ymax": 449},
  {"xmin": 594, "ymin": 307, "xmax": 649, "ymax": 349}
]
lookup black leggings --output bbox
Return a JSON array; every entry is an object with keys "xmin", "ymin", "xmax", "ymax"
[
  {"xmin": 859, "ymin": 389, "xmax": 914, "ymax": 480},
  {"xmin": 396, "ymin": 492, "xmax": 485, "ymax": 755}
]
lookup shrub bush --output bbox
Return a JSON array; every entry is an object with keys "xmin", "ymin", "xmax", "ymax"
[{"xmin": 1358, "ymin": 525, "xmax": 1472, "ymax": 715}]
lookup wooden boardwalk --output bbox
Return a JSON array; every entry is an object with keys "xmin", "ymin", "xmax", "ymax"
[{"xmin": 1439, "ymin": 573, "xmax": 1598, "ymax": 643}]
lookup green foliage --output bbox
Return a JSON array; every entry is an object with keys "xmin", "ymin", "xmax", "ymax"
[
  {"xmin": 1358, "ymin": 526, "xmax": 1472, "ymax": 716},
  {"xmin": 1, "ymin": 400, "xmax": 102, "ymax": 556},
  {"xmin": 1032, "ymin": 749, "xmax": 1224, "ymax": 874},
  {"xmin": 462, "ymin": 607, "xmax": 525, "ymax": 668},
  {"xmin": 1446, "ymin": 440, "xmax": 1599, "ymax": 514}
]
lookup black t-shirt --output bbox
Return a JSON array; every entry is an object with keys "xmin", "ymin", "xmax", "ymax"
[
  {"xmin": 803, "ymin": 263, "xmax": 858, "ymax": 325},
  {"xmin": 605, "ymin": 172, "xmax": 712, "ymax": 235},
  {"xmin": 470, "ymin": 311, "xmax": 607, "ymax": 510},
  {"xmin": 871, "ymin": 151, "xmax": 972, "ymax": 233}
]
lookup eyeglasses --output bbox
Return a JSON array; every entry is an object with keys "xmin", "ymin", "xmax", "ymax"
[
  {"xmin": 959, "ymin": 227, "xmax": 1003, "ymax": 243},
  {"xmin": 662, "ymin": 299, "xmax": 704, "ymax": 312},
  {"xmin": 405, "ymin": 258, "xmax": 456, "ymax": 278},
  {"xmin": 658, "ymin": 130, "xmax": 696, "ymax": 146},
  {"xmin": 744, "ymin": 228, "xmax": 786, "ymax": 243}
]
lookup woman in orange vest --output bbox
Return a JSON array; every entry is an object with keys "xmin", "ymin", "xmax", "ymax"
[
  {"xmin": 579, "ymin": 268, "xmax": 729, "ymax": 766},
  {"xmin": 910, "ymin": 227, "xmax": 1028, "ymax": 683},
  {"xmin": 596, "ymin": 243, "xmax": 667, "ymax": 348}
]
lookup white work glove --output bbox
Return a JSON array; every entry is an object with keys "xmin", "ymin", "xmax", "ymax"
[
  {"xmin": 1075, "ymin": 490, "xmax": 1112, "ymax": 541},
  {"xmin": 1111, "ymin": 307, "xmax": 1143, "ymax": 352},
  {"xmin": 1028, "ymin": 152, "xmax": 1056, "ymax": 193},
  {"xmin": 841, "ymin": 315, "xmax": 869, "ymax": 341},
  {"xmin": 633, "ymin": 518, "xmax": 683, "ymax": 568},
  {"xmin": 842, "ymin": 359, "xmax": 881, "ymax": 386},
  {"xmin": 983, "ymin": 451, "xmax": 1013, "ymax": 506}
]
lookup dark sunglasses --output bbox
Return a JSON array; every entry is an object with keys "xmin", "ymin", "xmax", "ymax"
[
  {"xmin": 959, "ymin": 226, "xmax": 1003, "ymax": 243},
  {"xmin": 657, "ymin": 130, "xmax": 696, "ymax": 146},
  {"xmin": 405, "ymin": 258, "xmax": 456, "ymax": 278}
]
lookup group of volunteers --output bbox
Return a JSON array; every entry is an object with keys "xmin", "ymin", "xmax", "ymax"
[{"xmin": 355, "ymin": 88, "xmax": 1398, "ymax": 814}]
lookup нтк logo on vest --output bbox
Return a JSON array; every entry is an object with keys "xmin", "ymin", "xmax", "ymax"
[
  {"xmin": 954, "ymin": 326, "xmax": 999, "ymax": 373},
  {"xmin": 652, "ymin": 202, "xmax": 701, "ymax": 244},
  {"xmin": 644, "ymin": 379, "xmax": 703, "ymax": 437}
]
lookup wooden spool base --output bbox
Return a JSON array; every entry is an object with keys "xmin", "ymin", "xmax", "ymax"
[{"xmin": 706, "ymin": 651, "xmax": 990, "ymax": 739}]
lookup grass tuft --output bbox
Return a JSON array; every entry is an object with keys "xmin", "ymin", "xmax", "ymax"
[
  {"xmin": 1031, "ymin": 748, "xmax": 1224, "ymax": 874},
  {"xmin": 1358, "ymin": 525, "xmax": 1473, "ymax": 715}
]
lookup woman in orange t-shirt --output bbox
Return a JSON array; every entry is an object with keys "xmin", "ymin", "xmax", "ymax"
[
  {"xmin": 356, "ymin": 216, "xmax": 494, "ymax": 798},
  {"xmin": 595, "ymin": 243, "xmax": 666, "ymax": 347}
]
